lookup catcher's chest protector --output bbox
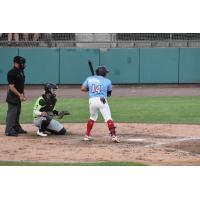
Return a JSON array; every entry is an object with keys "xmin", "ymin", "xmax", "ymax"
[{"xmin": 40, "ymin": 96, "xmax": 57, "ymax": 112}]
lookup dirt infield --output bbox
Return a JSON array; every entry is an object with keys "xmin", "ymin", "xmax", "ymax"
[
  {"xmin": 1, "ymin": 123, "xmax": 200, "ymax": 165},
  {"xmin": 1, "ymin": 85, "xmax": 200, "ymax": 165}
]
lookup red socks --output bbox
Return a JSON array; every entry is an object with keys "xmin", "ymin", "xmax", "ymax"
[
  {"xmin": 86, "ymin": 119, "xmax": 116, "ymax": 137},
  {"xmin": 86, "ymin": 119, "xmax": 95, "ymax": 136},
  {"xmin": 107, "ymin": 119, "xmax": 116, "ymax": 136}
]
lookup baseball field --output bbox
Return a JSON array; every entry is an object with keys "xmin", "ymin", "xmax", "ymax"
[{"xmin": 1, "ymin": 85, "xmax": 200, "ymax": 166}]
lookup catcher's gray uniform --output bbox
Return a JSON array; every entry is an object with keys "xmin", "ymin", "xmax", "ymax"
[
  {"xmin": 34, "ymin": 117, "xmax": 64, "ymax": 133},
  {"xmin": 33, "ymin": 93, "xmax": 67, "ymax": 135}
]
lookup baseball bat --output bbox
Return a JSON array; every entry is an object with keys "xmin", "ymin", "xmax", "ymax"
[{"xmin": 88, "ymin": 60, "xmax": 95, "ymax": 76}]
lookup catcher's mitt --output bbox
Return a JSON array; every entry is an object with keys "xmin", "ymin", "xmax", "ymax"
[{"xmin": 58, "ymin": 111, "xmax": 71, "ymax": 119}]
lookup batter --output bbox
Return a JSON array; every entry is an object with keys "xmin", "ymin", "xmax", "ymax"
[{"xmin": 81, "ymin": 66, "xmax": 120, "ymax": 143}]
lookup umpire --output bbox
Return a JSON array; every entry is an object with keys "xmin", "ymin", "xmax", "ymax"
[{"xmin": 5, "ymin": 56, "xmax": 27, "ymax": 136}]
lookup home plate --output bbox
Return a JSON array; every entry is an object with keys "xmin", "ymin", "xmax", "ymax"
[{"xmin": 127, "ymin": 138, "xmax": 145, "ymax": 142}]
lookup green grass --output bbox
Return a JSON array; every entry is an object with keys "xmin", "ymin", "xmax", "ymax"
[
  {"xmin": 1, "ymin": 96, "xmax": 200, "ymax": 124},
  {"xmin": 0, "ymin": 161, "xmax": 146, "ymax": 166}
]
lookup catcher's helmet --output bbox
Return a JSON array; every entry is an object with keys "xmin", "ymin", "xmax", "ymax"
[
  {"xmin": 44, "ymin": 83, "xmax": 58, "ymax": 97},
  {"xmin": 96, "ymin": 66, "xmax": 109, "ymax": 77}
]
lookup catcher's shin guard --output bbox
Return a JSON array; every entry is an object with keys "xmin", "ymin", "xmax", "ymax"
[
  {"xmin": 107, "ymin": 119, "xmax": 116, "ymax": 136},
  {"xmin": 86, "ymin": 119, "xmax": 95, "ymax": 136},
  {"xmin": 57, "ymin": 127, "xmax": 66, "ymax": 135},
  {"xmin": 46, "ymin": 127, "xmax": 66, "ymax": 135},
  {"xmin": 39, "ymin": 118, "xmax": 51, "ymax": 132}
]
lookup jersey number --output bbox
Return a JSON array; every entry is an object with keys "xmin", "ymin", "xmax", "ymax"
[{"xmin": 91, "ymin": 84, "xmax": 101, "ymax": 94}]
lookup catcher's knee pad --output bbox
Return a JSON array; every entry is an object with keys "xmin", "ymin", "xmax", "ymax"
[
  {"xmin": 107, "ymin": 119, "xmax": 116, "ymax": 136},
  {"xmin": 40, "ymin": 118, "xmax": 51, "ymax": 132},
  {"xmin": 56, "ymin": 127, "xmax": 66, "ymax": 135}
]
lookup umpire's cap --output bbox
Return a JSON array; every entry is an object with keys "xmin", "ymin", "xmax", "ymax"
[
  {"xmin": 13, "ymin": 56, "xmax": 26, "ymax": 65},
  {"xmin": 96, "ymin": 66, "xmax": 109, "ymax": 77}
]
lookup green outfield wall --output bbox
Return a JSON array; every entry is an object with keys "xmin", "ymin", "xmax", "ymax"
[
  {"xmin": 0, "ymin": 48, "xmax": 18, "ymax": 84},
  {"xmin": 0, "ymin": 48, "xmax": 200, "ymax": 84}
]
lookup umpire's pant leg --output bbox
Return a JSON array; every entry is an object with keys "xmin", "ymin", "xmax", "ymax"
[
  {"xmin": 15, "ymin": 102, "xmax": 22, "ymax": 129},
  {"xmin": 5, "ymin": 103, "xmax": 18, "ymax": 134}
]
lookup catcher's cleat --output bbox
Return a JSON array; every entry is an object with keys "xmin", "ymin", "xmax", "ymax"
[
  {"xmin": 37, "ymin": 130, "xmax": 47, "ymax": 137},
  {"xmin": 83, "ymin": 135, "xmax": 93, "ymax": 141},
  {"xmin": 112, "ymin": 136, "xmax": 120, "ymax": 143}
]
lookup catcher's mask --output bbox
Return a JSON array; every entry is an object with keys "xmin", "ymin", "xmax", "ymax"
[
  {"xmin": 44, "ymin": 83, "xmax": 58, "ymax": 97},
  {"xmin": 13, "ymin": 56, "xmax": 26, "ymax": 70},
  {"xmin": 96, "ymin": 66, "xmax": 109, "ymax": 77}
]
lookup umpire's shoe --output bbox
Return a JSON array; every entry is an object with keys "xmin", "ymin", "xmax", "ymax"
[
  {"xmin": 16, "ymin": 128, "xmax": 27, "ymax": 134},
  {"xmin": 5, "ymin": 129, "xmax": 18, "ymax": 137}
]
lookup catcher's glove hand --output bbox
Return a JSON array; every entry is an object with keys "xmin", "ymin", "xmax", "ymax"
[{"xmin": 58, "ymin": 111, "xmax": 71, "ymax": 119}]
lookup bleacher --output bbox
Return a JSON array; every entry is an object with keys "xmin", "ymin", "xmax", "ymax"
[{"xmin": 1, "ymin": 33, "xmax": 200, "ymax": 48}]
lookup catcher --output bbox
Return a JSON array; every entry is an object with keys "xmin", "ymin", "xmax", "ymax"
[{"xmin": 33, "ymin": 83, "xmax": 70, "ymax": 137}]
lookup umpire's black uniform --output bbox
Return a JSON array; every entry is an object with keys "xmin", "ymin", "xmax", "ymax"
[{"xmin": 5, "ymin": 56, "xmax": 27, "ymax": 136}]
